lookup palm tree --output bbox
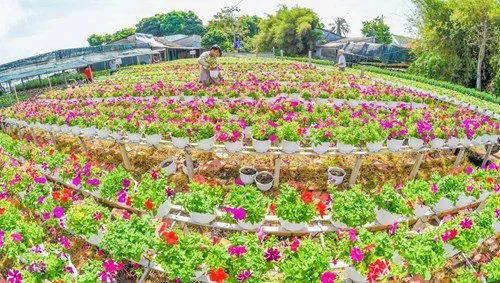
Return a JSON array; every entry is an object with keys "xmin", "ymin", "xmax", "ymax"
[{"xmin": 329, "ymin": 17, "xmax": 350, "ymax": 36}]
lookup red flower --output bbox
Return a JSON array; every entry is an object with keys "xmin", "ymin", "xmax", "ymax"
[
  {"xmin": 208, "ymin": 180, "xmax": 218, "ymax": 187},
  {"xmin": 194, "ymin": 174, "xmax": 206, "ymax": 184},
  {"xmin": 126, "ymin": 196, "xmax": 132, "ymax": 206},
  {"xmin": 0, "ymin": 207, "xmax": 5, "ymax": 215},
  {"xmin": 316, "ymin": 201, "xmax": 326, "ymax": 217},
  {"xmin": 269, "ymin": 203, "xmax": 276, "ymax": 215},
  {"xmin": 367, "ymin": 259, "xmax": 391, "ymax": 283},
  {"xmin": 145, "ymin": 199, "xmax": 154, "ymax": 211},
  {"xmin": 297, "ymin": 128, "xmax": 304, "ymax": 135},
  {"xmin": 363, "ymin": 243, "xmax": 376, "ymax": 252},
  {"xmin": 49, "ymin": 149, "xmax": 55, "ymax": 155},
  {"xmin": 52, "ymin": 191, "xmax": 61, "ymax": 201},
  {"xmin": 163, "ymin": 231, "xmax": 179, "ymax": 245},
  {"xmin": 486, "ymin": 177, "xmax": 494, "ymax": 185},
  {"xmin": 301, "ymin": 191, "xmax": 313, "ymax": 204},
  {"xmin": 406, "ymin": 200, "xmax": 414, "ymax": 210},
  {"xmin": 209, "ymin": 268, "xmax": 229, "ymax": 283}
]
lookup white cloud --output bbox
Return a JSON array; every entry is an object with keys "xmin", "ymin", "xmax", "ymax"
[{"xmin": 0, "ymin": 0, "xmax": 31, "ymax": 38}]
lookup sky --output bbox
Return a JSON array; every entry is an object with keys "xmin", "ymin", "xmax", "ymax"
[{"xmin": 0, "ymin": 0, "xmax": 415, "ymax": 64}]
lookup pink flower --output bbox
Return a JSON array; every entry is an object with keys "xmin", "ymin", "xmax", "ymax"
[
  {"xmin": 122, "ymin": 210, "xmax": 130, "ymax": 220},
  {"xmin": 93, "ymin": 211, "xmax": 103, "ymax": 221},
  {"xmin": 232, "ymin": 207, "xmax": 247, "ymax": 221},
  {"xmin": 234, "ymin": 178, "xmax": 245, "ymax": 185},
  {"xmin": 228, "ymin": 245, "xmax": 247, "ymax": 257},
  {"xmin": 11, "ymin": 233, "xmax": 22, "ymax": 243},
  {"xmin": 151, "ymin": 170, "xmax": 158, "ymax": 181},
  {"xmin": 320, "ymin": 271, "xmax": 337, "ymax": 283},
  {"xmin": 350, "ymin": 247, "xmax": 364, "ymax": 263},
  {"xmin": 53, "ymin": 206, "xmax": 65, "ymax": 218},
  {"xmin": 441, "ymin": 229, "xmax": 458, "ymax": 243},
  {"xmin": 388, "ymin": 222, "xmax": 399, "ymax": 235},
  {"xmin": 86, "ymin": 179, "xmax": 100, "ymax": 186},
  {"xmin": 7, "ymin": 269, "xmax": 22, "ymax": 283},
  {"xmin": 42, "ymin": 212, "xmax": 50, "ymax": 220},
  {"xmin": 290, "ymin": 237, "xmax": 300, "ymax": 252},
  {"xmin": 103, "ymin": 259, "xmax": 117, "ymax": 273},
  {"xmin": 430, "ymin": 183, "xmax": 438, "ymax": 194},
  {"xmin": 264, "ymin": 247, "xmax": 281, "ymax": 262},
  {"xmin": 58, "ymin": 236, "xmax": 71, "ymax": 249},
  {"xmin": 122, "ymin": 179, "xmax": 131, "ymax": 188},
  {"xmin": 236, "ymin": 270, "xmax": 253, "ymax": 282},
  {"xmin": 34, "ymin": 177, "xmax": 46, "ymax": 184},
  {"xmin": 72, "ymin": 175, "xmax": 81, "ymax": 187},
  {"xmin": 269, "ymin": 134, "xmax": 277, "ymax": 142},
  {"xmin": 348, "ymin": 228, "xmax": 357, "ymax": 242},
  {"xmin": 465, "ymin": 167, "xmax": 473, "ymax": 175},
  {"xmin": 460, "ymin": 217, "xmax": 473, "ymax": 229},
  {"xmin": 257, "ymin": 226, "xmax": 266, "ymax": 242}
]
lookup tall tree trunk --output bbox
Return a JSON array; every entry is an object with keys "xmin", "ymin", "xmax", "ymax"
[{"xmin": 476, "ymin": 23, "xmax": 488, "ymax": 91}]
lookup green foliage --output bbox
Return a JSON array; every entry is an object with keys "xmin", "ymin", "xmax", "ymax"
[
  {"xmin": 1, "ymin": 220, "xmax": 44, "ymax": 259},
  {"xmin": 277, "ymin": 122, "xmax": 301, "ymax": 142},
  {"xmin": 373, "ymin": 183, "xmax": 413, "ymax": 216},
  {"xmin": 308, "ymin": 126, "xmax": 334, "ymax": 146},
  {"xmin": 66, "ymin": 198, "xmax": 110, "ymax": 238},
  {"xmin": 78, "ymin": 259, "xmax": 103, "ymax": 283},
  {"xmin": 452, "ymin": 267, "xmax": 481, "ymax": 283},
  {"xmin": 87, "ymin": 27, "xmax": 136, "ymax": 46},
  {"xmin": 159, "ymin": 11, "xmax": 205, "ymax": 35},
  {"xmin": 130, "ymin": 170, "xmax": 170, "ymax": 214},
  {"xmin": 334, "ymin": 126, "xmax": 362, "ymax": 145},
  {"xmin": 256, "ymin": 5, "xmax": 322, "ymax": 56},
  {"xmin": 0, "ymin": 200, "xmax": 22, "ymax": 232},
  {"xmin": 135, "ymin": 14, "xmax": 164, "ymax": 36},
  {"xmin": 361, "ymin": 121, "xmax": 387, "ymax": 143},
  {"xmin": 251, "ymin": 121, "xmax": 276, "ymax": 141},
  {"xmin": 101, "ymin": 214, "xmax": 154, "ymax": 261},
  {"xmin": 280, "ymin": 239, "xmax": 331, "ymax": 283},
  {"xmin": 432, "ymin": 172, "xmax": 466, "ymax": 203},
  {"xmin": 361, "ymin": 16, "xmax": 392, "ymax": 44},
  {"xmin": 329, "ymin": 17, "xmax": 351, "ymax": 37},
  {"xmin": 20, "ymin": 244, "xmax": 74, "ymax": 282},
  {"xmin": 275, "ymin": 184, "xmax": 316, "ymax": 223},
  {"xmin": 195, "ymin": 122, "xmax": 216, "ymax": 140},
  {"xmin": 100, "ymin": 166, "xmax": 133, "ymax": 201},
  {"xmin": 224, "ymin": 185, "xmax": 270, "ymax": 224},
  {"xmin": 201, "ymin": 29, "xmax": 232, "ymax": 51},
  {"xmin": 175, "ymin": 181, "xmax": 223, "ymax": 214},
  {"xmin": 329, "ymin": 185, "xmax": 376, "ymax": 227},
  {"xmin": 402, "ymin": 179, "xmax": 439, "ymax": 207},
  {"xmin": 408, "ymin": 52, "xmax": 449, "ymax": 81},
  {"xmin": 482, "ymin": 257, "xmax": 500, "ymax": 282}
]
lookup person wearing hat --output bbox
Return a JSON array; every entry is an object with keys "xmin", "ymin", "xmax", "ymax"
[
  {"xmin": 198, "ymin": 45, "xmax": 224, "ymax": 85},
  {"xmin": 336, "ymin": 49, "xmax": 346, "ymax": 72}
]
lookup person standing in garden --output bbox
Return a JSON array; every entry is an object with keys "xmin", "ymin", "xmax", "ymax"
[
  {"xmin": 83, "ymin": 65, "xmax": 93, "ymax": 83},
  {"xmin": 337, "ymin": 49, "xmax": 346, "ymax": 72},
  {"xmin": 109, "ymin": 59, "xmax": 117, "ymax": 75},
  {"xmin": 198, "ymin": 45, "xmax": 224, "ymax": 85}
]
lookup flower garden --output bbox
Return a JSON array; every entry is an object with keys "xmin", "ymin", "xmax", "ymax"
[{"xmin": 0, "ymin": 58, "xmax": 498, "ymax": 282}]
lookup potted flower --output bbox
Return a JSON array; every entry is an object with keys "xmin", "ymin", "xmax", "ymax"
[
  {"xmin": 430, "ymin": 172, "xmax": 465, "ymax": 212},
  {"xmin": 330, "ymin": 185, "xmax": 376, "ymax": 228},
  {"xmin": 66, "ymin": 198, "xmax": 110, "ymax": 245},
  {"xmin": 99, "ymin": 166, "xmax": 135, "ymax": 203},
  {"xmin": 430, "ymin": 126, "xmax": 447, "ymax": 149},
  {"xmin": 175, "ymin": 180, "xmax": 223, "ymax": 224},
  {"xmin": 327, "ymin": 167, "xmax": 347, "ymax": 185},
  {"xmin": 130, "ymin": 170, "xmax": 174, "ymax": 217},
  {"xmin": 223, "ymin": 185, "xmax": 270, "ymax": 230},
  {"xmin": 195, "ymin": 122, "xmax": 216, "ymax": 151},
  {"xmin": 153, "ymin": 229, "xmax": 209, "ymax": 282},
  {"xmin": 277, "ymin": 122, "xmax": 302, "ymax": 153},
  {"xmin": 239, "ymin": 166, "xmax": 257, "ymax": 185},
  {"xmin": 401, "ymin": 180, "xmax": 439, "ymax": 217},
  {"xmin": 309, "ymin": 125, "xmax": 334, "ymax": 154},
  {"xmin": 218, "ymin": 120, "xmax": 244, "ymax": 153},
  {"xmin": 144, "ymin": 122, "xmax": 165, "ymax": 146},
  {"xmin": 1, "ymin": 220, "xmax": 44, "ymax": 259},
  {"xmin": 95, "ymin": 116, "xmax": 111, "ymax": 139},
  {"xmin": 335, "ymin": 126, "xmax": 361, "ymax": 154},
  {"xmin": 316, "ymin": 92, "xmax": 330, "ymax": 104},
  {"xmin": 386, "ymin": 122, "xmax": 407, "ymax": 152},
  {"xmin": 372, "ymin": 183, "xmax": 414, "ymax": 225},
  {"xmin": 123, "ymin": 119, "xmax": 143, "ymax": 143},
  {"xmin": 407, "ymin": 121, "xmax": 431, "ymax": 150},
  {"xmin": 275, "ymin": 184, "xmax": 316, "ymax": 231},
  {"xmin": 251, "ymin": 121, "xmax": 277, "ymax": 153},
  {"xmin": 169, "ymin": 123, "xmax": 191, "ymax": 149},
  {"xmin": 280, "ymin": 238, "xmax": 333, "ymax": 282},
  {"xmin": 254, "ymin": 171, "xmax": 274, "ymax": 191},
  {"xmin": 100, "ymin": 214, "xmax": 155, "ymax": 262},
  {"xmin": 361, "ymin": 122, "xmax": 387, "ymax": 153}
]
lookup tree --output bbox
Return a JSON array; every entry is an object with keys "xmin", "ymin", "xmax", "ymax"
[
  {"xmin": 160, "ymin": 11, "xmax": 205, "ymax": 35},
  {"xmin": 86, "ymin": 28, "xmax": 136, "ymax": 46},
  {"xmin": 361, "ymin": 16, "xmax": 392, "ymax": 44},
  {"xmin": 87, "ymin": 34, "xmax": 106, "ymax": 46},
  {"xmin": 329, "ymin": 17, "xmax": 350, "ymax": 36},
  {"xmin": 201, "ymin": 29, "xmax": 232, "ymax": 51},
  {"xmin": 136, "ymin": 14, "xmax": 165, "ymax": 36},
  {"xmin": 256, "ymin": 5, "xmax": 322, "ymax": 56}
]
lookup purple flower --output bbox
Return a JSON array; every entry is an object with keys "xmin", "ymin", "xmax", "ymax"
[
  {"xmin": 320, "ymin": 271, "xmax": 337, "ymax": 283},
  {"xmin": 460, "ymin": 217, "xmax": 473, "ymax": 229},
  {"xmin": 42, "ymin": 212, "xmax": 50, "ymax": 220},
  {"xmin": 98, "ymin": 271, "xmax": 115, "ymax": 283},
  {"xmin": 86, "ymin": 179, "xmax": 100, "ymax": 186},
  {"xmin": 93, "ymin": 211, "xmax": 103, "ymax": 221},
  {"xmin": 166, "ymin": 188, "xmax": 175, "ymax": 198},
  {"xmin": 7, "ymin": 269, "xmax": 23, "ymax": 283},
  {"xmin": 388, "ymin": 222, "xmax": 399, "ymax": 235},
  {"xmin": 495, "ymin": 208, "xmax": 500, "ymax": 219},
  {"xmin": 72, "ymin": 175, "xmax": 81, "ymax": 187},
  {"xmin": 257, "ymin": 226, "xmax": 266, "ymax": 242},
  {"xmin": 34, "ymin": 177, "xmax": 46, "ymax": 184},
  {"xmin": 348, "ymin": 228, "xmax": 357, "ymax": 242},
  {"xmin": 103, "ymin": 259, "xmax": 117, "ymax": 273},
  {"xmin": 37, "ymin": 196, "xmax": 45, "ymax": 205},
  {"xmin": 269, "ymin": 134, "xmax": 277, "ymax": 142},
  {"xmin": 349, "ymin": 247, "xmax": 364, "ymax": 263},
  {"xmin": 430, "ymin": 183, "xmax": 438, "ymax": 194},
  {"xmin": 122, "ymin": 179, "xmax": 131, "ymax": 188},
  {"xmin": 228, "ymin": 245, "xmax": 247, "ymax": 257},
  {"xmin": 465, "ymin": 167, "xmax": 473, "ymax": 175},
  {"xmin": 53, "ymin": 206, "xmax": 65, "ymax": 218},
  {"xmin": 151, "ymin": 170, "xmax": 158, "ymax": 181},
  {"xmin": 58, "ymin": 236, "xmax": 71, "ymax": 249},
  {"xmin": 236, "ymin": 270, "xmax": 253, "ymax": 282},
  {"xmin": 11, "ymin": 233, "xmax": 22, "ymax": 243},
  {"xmin": 232, "ymin": 207, "xmax": 247, "ymax": 221},
  {"xmin": 234, "ymin": 178, "xmax": 245, "ymax": 185},
  {"xmin": 264, "ymin": 247, "xmax": 281, "ymax": 262},
  {"xmin": 117, "ymin": 189, "xmax": 127, "ymax": 203},
  {"xmin": 63, "ymin": 266, "xmax": 75, "ymax": 274}
]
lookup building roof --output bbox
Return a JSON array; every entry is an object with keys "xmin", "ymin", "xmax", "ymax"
[
  {"xmin": 163, "ymin": 34, "xmax": 202, "ymax": 48},
  {"xmin": 329, "ymin": 37, "xmax": 376, "ymax": 44},
  {"xmin": 109, "ymin": 33, "xmax": 167, "ymax": 50},
  {"xmin": 391, "ymin": 34, "xmax": 414, "ymax": 48}
]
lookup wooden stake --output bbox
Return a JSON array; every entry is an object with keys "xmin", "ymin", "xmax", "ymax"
[
  {"xmin": 49, "ymin": 132, "xmax": 57, "ymax": 146},
  {"xmin": 184, "ymin": 148, "xmax": 195, "ymax": 179},
  {"xmin": 118, "ymin": 143, "xmax": 131, "ymax": 170},
  {"xmin": 349, "ymin": 155, "xmax": 364, "ymax": 186},
  {"xmin": 482, "ymin": 144, "xmax": 493, "ymax": 167},
  {"xmin": 454, "ymin": 148, "xmax": 465, "ymax": 168},
  {"xmin": 29, "ymin": 128, "xmax": 38, "ymax": 144},
  {"xmin": 409, "ymin": 153, "xmax": 425, "ymax": 180},
  {"xmin": 273, "ymin": 155, "xmax": 282, "ymax": 189},
  {"xmin": 78, "ymin": 137, "xmax": 88, "ymax": 153}
]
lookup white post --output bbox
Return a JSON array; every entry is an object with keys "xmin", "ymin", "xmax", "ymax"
[
  {"xmin": 12, "ymin": 81, "xmax": 19, "ymax": 103},
  {"xmin": 280, "ymin": 50, "xmax": 284, "ymax": 58},
  {"xmin": 308, "ymin": 50, "xmax": 312, "ymax": 64},
  {"xmin": 47, "ymin": 76, "xmax": 52, "ymax": 90}
]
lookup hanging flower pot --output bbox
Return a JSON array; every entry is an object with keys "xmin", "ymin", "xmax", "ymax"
[
  {"xmin": 254, "ymin": 171, "xmax": 274, "ymax": 191},
  {"xmin": 347, "ymin": 99, "xmax": 359, "ymax": 108},
  {"xmin": 408, "ymin": 137, "xmax": 424, "ymax": 150},
  {"xmin": 443, "ymin": 243, "xmax": 460, "ymax": 258},
  {"xmin": 472, "ymin": 136, "xmax": 484, "ymax": 145},
  {"xmin": 366, "ymin": 141, "xmax": 384, "ymax": 153},
  {"xmin": 447, "ymin": 137, "xmax": 460, "ymax": 148},
  {"xmin": 281, "ymin": 140, "xmax": 300, "ymax": 153},
  {"xmin": 145, "ymin": 134, "xmax": 162, "ymax": 146},
  {"xmin": 376, "ymin": 208, "xmax": 402, "ymax": 225},
  {"xmin": 387, "ymin": 138, "xmax": 404, "ymax": 152},
  {"xmin": 455, "ymin": 193, "xmax": 473, "ymax": 208},
  {"xmin": 182, "ymin": 160, "xmax": 199, "ymax": 175},
  {"xmin": 237, "ymin": 220, "xmax": 264, "ymax": 230},
  {"xmin": 70, "ymin": 126, "xmax": 81, "ymax": 137},
  {"xmin": 239, "ymin": 166, "xmax": 257, "ymax": 185},
  {"xmin": 253, "ymin": 138, "xmax": 271, "ymax": 153},
  {"xmin": 82, "ymin": 127, "xmax": 96, "ymax": 138},
  {"xmin": 312, "ymin": 142, "xmax": 330, "ymax": 154},
  {"xmin": 327, "ymin": 167, "xmax": 346, "ymax": 185},
  {"xmin": 160, "ymin": 158, "xmax": 176, "ymax": 175},
  {"xmin": 478, "ymin": 190, "xmax": 490, "ymax": 202},
  {"xmin": 337, "ymin": 141, "xmax": 354, "ymax": 154},
  {"xmin": 97, "ymin": 128, "xmax": 111, "ymax": 139},
  {"xmin": 198, "ymin": 136, "xmax": 215, "ymax": 151},
  {"xmin": 430, "ymin": 138, "xmax": 445, "ymax": 149},
  {"xmin": 172, "ymin": 136, "xmax": 189, "ymax": 149},
  {"xmin": 432, "ymin": 197, "xmax": 454, "ymax": 212},
  {"xmin": 110, "ymin": 132, "xmax": 123, "ymax": 141},
  {"xmin": 461, "ymin": 138, "xmax": 472, "ymax": 147},
  {"xmin": 413, "ymin": 204, "xmax": 432, "ymax": 218},
  {"xmin": 128, "ymin": 133, "xmax": 142, "ymax": 143},
  {"xmin": 489, "ymin": 134, "xmax": 499, "ymax": 144},
  {"xmin": 315, "ymin": 97, "xmax": 328, "ymax": 104},
  {"xmin": 279, "ymin": 219, "xmax": 306, "ymax": 232},
  {"xmin": 87, "ymin": 230, "xmax": 104, "ymax": 246},
  {"xmin": 333, "ymin": 99, "xmax": 344, "ymax": 107},
  {"xmin": 156, "ymin": 200, "xmax": 172, "ymax": 218},
  {"xmin": 225, "ymin": 140, "xmax": 243, "ymax": 153},
  {"xmin": 190, "ymin": 211, "xmax": 217, "ymax": 224},
  {"xmin": 346, "ymin": 266, "xmax": 367, "ymax": 283}
]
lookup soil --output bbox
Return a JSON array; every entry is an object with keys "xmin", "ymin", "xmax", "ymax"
[
  {"xmin": 241, "ymin": 167, "xmax": 257, "ymax": 175},
  {"xmin": 256, "ymin": 172, "xmax": 273, "ymax": 184},
  {"xmin": 162, "ymin": 160, "xmax": 173, "ymax": 167},
  {"xmin": 329, "ymin": 168, "xmax": 345, "ymax": 177}
]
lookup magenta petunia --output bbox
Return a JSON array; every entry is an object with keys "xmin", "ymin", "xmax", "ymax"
[
  {"xmin": 228, "ymin": 245, "xmax": 247, "ymax": 257},
  {"xmin": 72, "ymin": 175, "xmax": 81, "ymax": 187},
  {"xmin": 460, "ymin": 217, "xmax": 473, "ymax": 230},
  {"xmin": 348, "ymin": 228, "xmax": 357, "ymax": 242},
  {"xmin": 232, "ymin": 207, "xmax": 247, "ymax": 221},
  {"xmin": 34, "ymin": 177, "xmax": 46, "ymax": 184},
  {"xmin": 349, "ymin": 247, "xmax": 364, "ymax": 263},
  {"xmin": 122, "ymin": 179, "xmax": 131, "ymax": 188},
  {"xmin": 264, "ymin": 247, "xmax": 281, "ymax": 262},
  {"xmin": 236, "ymin": 270, "xmax": 253, "ymax": 282},
  {"xmin": 86, "ymin": 179, "xmax": 100, "ymax": 186},
  {"xmin": 290, "ymin": 237, "xmax": 300, "ymax": 252},
  {"xmin": 53, "ymin": 206, "xmax": 65, "ymax": 218},
  {"xmin": 11, "ymin": 233, "xmax": 22, "ymax": 243},
  {"xmin": 103, "ymin": 259, "xmax": 117, "ymax": 273},
  {"xmin": 7, "ymin": 269, "xmax": 23, "ymax": 283},
  {"xmin": 320, "ymin": 271, "xmax": 337, "ymax": 283}
]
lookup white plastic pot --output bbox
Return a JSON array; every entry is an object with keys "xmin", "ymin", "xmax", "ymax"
[
  {"xmin": 332, "ymin": 99, "xmax": 344, "ymax": 107},
  {"xmin": 408, "ymin": 137, "xmax": 424, "ymax": 150},
  {"xmin": 366, "ymin": 141, "xmax": 384, "ymax": 153},
  {"xmin": 327, "ymin": 167, "xmax": 346, "ymax": 185},
  {"xmin": 254, "ymin": 171, "xmax": 274, "ymax": 191},
  {"xmin": 156, "ymin": 200, "xmax": 172, "ymax": 218},
  {"xmin": 145, "ymin": 134, "xmax": 162, "ymax": 146},
  {"xmin": 315, "ymin": 97, "xmax": 328, "ymax": 104},
  {"xmin": 447, "ymin": 137, "xmax": 460, "ymax": 148},
  {"xmin": 455, "ymin": 193, "xmax": 473, "ymax": 208},
  {"xmin": 225, "ymin": 140, "xmax": 243, "ymax": 153},
  {"xmin": 128, "ymin": 133, "xmax": 142, "ymax": 143},
  {"xmin": 82, "ymin": 127, "xmax": 96, "ymax": 138},
  {"xmin": 279, "ymin": 219, "xmax": 306, "ymax": 232},
  {"xmin": 70, "ymin": 126, "xmax": 81, "ymax": 136},
  {"xmin": 182, "ymin": 161, "xmax": 199, "ymax": 175},
  {"xmin": 190, "ymin": 211, "xmax": 217, "ymax": 224},
  {"xmin": 172, "ymin": 136, "xmax": 189, "ymax": 149},
  {"xmin": 430, "ymin": 138, "xmax": 446, "ymax": 149},
  {"xmin": 347, "ymin": 100, "xmax": 359, "ymax": 108},
  {"xmin": 433, "ymin": 197, "xmax": 454, "ymax": 212},
  {"xmin": 346, "ymin": 267, "xmax": 367, "ymax": 283},
  {"xmin": 239, "ymin": 166, "xmax": 257, "ymax": 185},
  {"xmin": 443, "ymin": 243, "xmax": 460, "ymax": 258},
  {"xmin": 312, "ymin": 142, "xmax": 330, "ymax": 154},
  {"xmin": 387, "ymin": 138, "xmax": 404, "ymax": 152},
  {"xmin": 413, "ymin": 204, "xmax": 432, "ymax": 218},
  {"xmin": 110, "ymin": 132, "xmax": 123, "ymax": 141},
  {"xmin": 376, "ymin": 208, "xmax": 402, "ymax": 225},
  {"xmin": 494, "ymin": 221, "xmax": 500, "ymax": 233},
  {"xmin": 87, "ymin": 230, "xmax": 104, "ymax": 246},
  {"xmin": 97, "ymin": 129, "xmax": 110, "ymax": 139},
  {"xmin": 160, "ymin": 158, "xmax": 176, "ymax": 175},
  {"xmin": 252, "ymin": 138, "xmax": 271, "ymax": 153},
  {"xmin": 331, "ymin": 221, "xmax": 348, "ymax": 229},
  {"xmin": 337, "ymin": 141, "xmax": 354, "ymax": 154},
  {"xmin": 237, "ymin": 220, "xmax": 264, "ymax": 230},
  {"xmin": 281, "ymin": 140, "xmax": 300, "ymax": 153},
  {"xmin": 198, "ymin": 136, "xmax": 215, "ymax": 151},
  {"xmin": 461, "ymin": 138, "xmax": 472, "ymax": 147}
]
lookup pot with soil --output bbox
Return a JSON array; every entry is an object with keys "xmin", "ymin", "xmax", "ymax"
[
  {"xmin": 160, "ymin": 158, "xmax": 176, "ymax": 175},
  {"xmin": 327, "ymin": 167, "xmax": 346, "ymax": 185},
  {"xmin": 387, "ymin": 138, "xmax": 404, "ymax": 152},
  {"xmin": 432, "ymin": 197, "xmax": 454, "ymax": 213},
  {"xmin": 254, "ymin": 171, "xmax": 274, "ymax": 191},
  {"xmin": 182, "ymin": 160, "xmax": 199, "ymax": 175},
  {"xmin": 337, "ymin": 141, "xmax": 354, "ymax": 154},
  {"xmin": 312, "ymin": 142, "xmax": 330, "ymax": 154},
  {"xmin": 408, "ymin": 137, "xmax": 424, "ymax": 150},
  {"xmin": 239, "ymin": 166, "xmax": 257, "ymax": 185}
]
